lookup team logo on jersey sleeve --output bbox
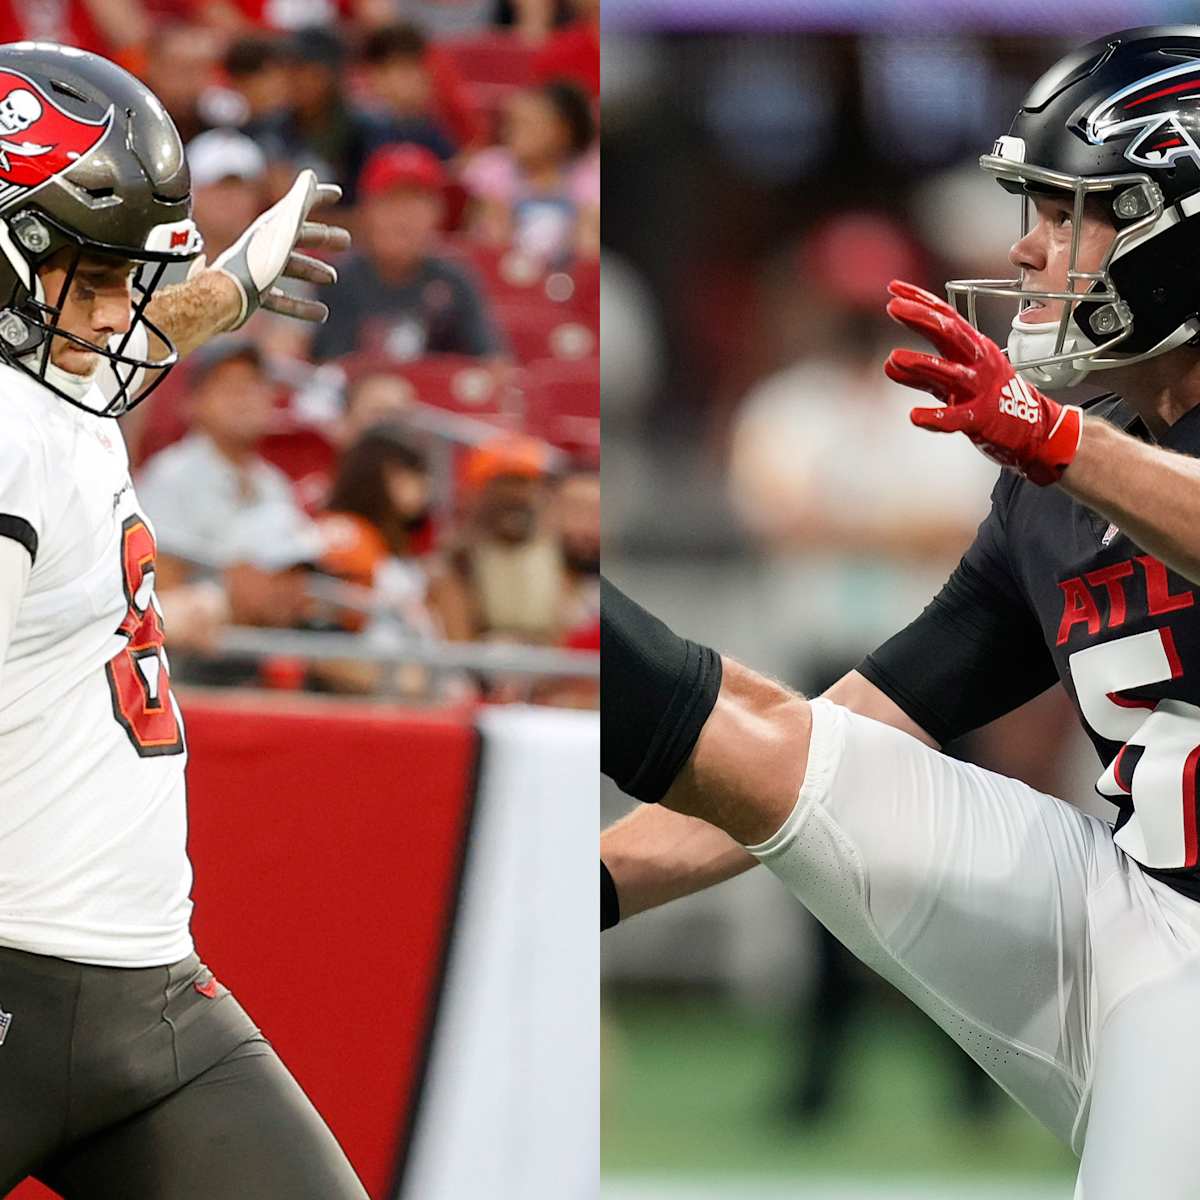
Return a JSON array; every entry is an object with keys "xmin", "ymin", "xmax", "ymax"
[
  {"xmin": 0, "ymin": 70, "xmax": 111, "ymax": 200},
  {"xmin": 1082, "ymin": 61, "xmax": 1200, "ymax": 169}
]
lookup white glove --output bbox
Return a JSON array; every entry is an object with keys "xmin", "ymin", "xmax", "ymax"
[{"xmin": 213, "ymin": 169, "xmax": 351, "ymax": 328}]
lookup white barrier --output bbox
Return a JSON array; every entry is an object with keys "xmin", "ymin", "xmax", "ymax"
[{"xmin": 399, "ymin": 705, "xmax": 599, "ymax": 1200}]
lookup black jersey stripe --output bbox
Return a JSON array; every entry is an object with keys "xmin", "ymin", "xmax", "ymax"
[{"xmin": 0, "ymin": 514, "xmax": 37, "ymax": 564}]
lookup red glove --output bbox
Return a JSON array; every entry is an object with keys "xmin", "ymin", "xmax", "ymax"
[{"xmin": 883, "ymin": 279, "xmax": 1083, "ymax": 486}]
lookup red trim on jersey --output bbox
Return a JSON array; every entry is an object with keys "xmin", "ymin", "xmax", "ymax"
[{"xmin": 1183, "ymin": 745, "xmax": 1200, "ymax": 867}]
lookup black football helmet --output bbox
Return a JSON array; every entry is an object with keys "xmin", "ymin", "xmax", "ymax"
[
  {"xmin": 0, "ymin": 42, "xmax": 201, "ymax": 415},
  {"xmin": 948, "ymin": 26, "xmax": 1200, "ymax": 389}
]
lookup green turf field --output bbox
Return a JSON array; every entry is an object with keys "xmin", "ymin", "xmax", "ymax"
[{"xmin": 602, "ymin": 988, "xmax": 1076, "ymax": 1190}]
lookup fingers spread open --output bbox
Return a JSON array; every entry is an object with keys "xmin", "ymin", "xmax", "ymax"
[
  {"xmin": 262, "ymin": 288, "xmax": 330, "ymax": 323},
  {"xmin": 909, "ymin": 403, "xmax": 976, "ymax": 432},
  {"xmin": 298, "ymin": 221, "xmax": 352, "ymax": 253},
  {"xmin": 884, "ymin": 348, "xmax": 975, "ymax": 402},
  {"xmin": 282, "ymin": 251, "xmax": 337, "ymax": 286},
  {"xmin": 886, "ymin": 295, "xmax": 981, "ymax": 364},
  {"xmin": 308, "ymin": 182, "xmax": 343, "ymax": 213},
  {"xmin": 887, "ymin": 278, "xmax": 957, "ymax": 317}
]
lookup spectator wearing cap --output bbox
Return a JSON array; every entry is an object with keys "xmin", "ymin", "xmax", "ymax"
[
  {"xmin": 263, "ymin": 26, "xmax": 406, "ymax": 207},
  {"xmin": 443, "ymin": 434, "xmax": 577, "ymax": 645},
  {"xmin": 360, "ymin": 23, "xmax": 470, "ymax": 162},
  {"xmin": 136, "ymin": 341, "xmax": 325, "ymax": 643},
  {"xmin": 461, "ymin": 79, "xmax": 598, "ymax": 264},
  {"xmin": 187, "ymin": 128, "xmax": 268, "ymax": 258},
  {"xmin": 184, "ymin": 126, "xmax": 316, "ymax": 360},
  {"xmin": 312, "ymin": 144, "xmax": 507, "ymax": 364}
]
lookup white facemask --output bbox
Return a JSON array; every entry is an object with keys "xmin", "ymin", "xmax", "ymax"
[{"xmin": 1006, "ymin": 311, "xmax": 1097, "ymax": 391}]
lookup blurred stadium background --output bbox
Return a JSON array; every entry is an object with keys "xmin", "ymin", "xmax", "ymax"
[
  {"xmin": 601, "ymin": 3, "xmax": 1194, "ymax": 1200},
  {"xmin": 0, "ymin": 0, "xmax": 597, "ymax": 1197}
]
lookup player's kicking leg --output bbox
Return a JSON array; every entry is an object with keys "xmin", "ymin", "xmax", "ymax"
[
  {"xmin": 602, "ymin": 578, "xmax": 1200, "ymax": 1183},
  {"xmin": 38, "ymin": 1037, "xmax": 368, "ymax": 1199}
]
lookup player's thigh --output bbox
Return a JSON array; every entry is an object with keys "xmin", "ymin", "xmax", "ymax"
[
  {"xmin": 0, "ymin": 948, "xmax": 83, "ymax": 1190},
  {"xmin": 750, "ymin": 698, "xmax": 1113, "ymax": 1142},
  {"xmin": 40, "ymin": 1037, "xmax": 368, "ymax": 1200},
  {"xmin": 1075, "ymin": 954, "xmax": 1200, "ymax": 1199}
]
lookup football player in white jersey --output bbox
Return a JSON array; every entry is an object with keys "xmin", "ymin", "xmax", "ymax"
[{"xmin": 0, "ymin": 43, "xmax": 368, "ymax": 1197}]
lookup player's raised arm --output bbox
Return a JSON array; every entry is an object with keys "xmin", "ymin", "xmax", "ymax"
[
  {"xmin": 140, "ymin": 170, "xmax": 351, "ymax": 361},
  {"xmin": 884, "ymin": 280, "xmax": 1200, "ymax": 585}
]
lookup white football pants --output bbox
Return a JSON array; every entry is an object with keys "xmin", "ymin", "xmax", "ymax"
[{"xmin": 746, "ymin": 698, "xmax": 1200, "ymax": 1199}]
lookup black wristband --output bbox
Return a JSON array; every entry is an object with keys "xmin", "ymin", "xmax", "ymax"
[
  {"xmin": 601, "ymin": 860, "xmax": 620, "ymax": 930},
  {"xmin": 601, "ymin": 576, "xmax": 723, "ymax": 803}
]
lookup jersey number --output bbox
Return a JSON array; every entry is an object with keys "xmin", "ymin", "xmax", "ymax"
[
  {"xmin": 104, "ymin": 514, "xmax": 184, "ymax": 758},
  {"xmin": 1070, "ymin": 627, "xmax": 1199, "ymax": 869}
]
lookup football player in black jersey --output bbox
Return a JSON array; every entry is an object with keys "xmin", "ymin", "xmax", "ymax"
[{"xmin": 603, "ymin": 27, "xmax": 1200, "ymax": 1197}]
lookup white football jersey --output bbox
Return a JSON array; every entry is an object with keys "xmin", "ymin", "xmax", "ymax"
[{"xmin": 0, "ymin": 362, "xmax": 192, "ymax": 967}]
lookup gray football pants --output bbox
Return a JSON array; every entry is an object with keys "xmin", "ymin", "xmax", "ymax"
[{"xmin": 0, "ymin": 945, "xmax": 368, "ymax": 1199}]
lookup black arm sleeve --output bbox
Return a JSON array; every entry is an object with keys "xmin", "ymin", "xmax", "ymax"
[
  {"xmin": 858, "ymin": 476, "xmax": 1058, "ymax": 746},
  {"xmin": 601, "ymin": 576, "xmax": 723, "ymax": 804},
  {"xmin": 601, "ymin": 860, "xmax": 619, "ymax": 930}
]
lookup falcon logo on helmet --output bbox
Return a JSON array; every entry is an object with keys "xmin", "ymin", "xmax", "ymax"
[
  {"xmin": 1084, "ymin": 60, "xmax": 1200, "ymax": 170},
  {"xmin": 0, "ymin": 71, "xmax": 110, "ymax": 195},
  {"xmin": 944, "ymin": 27, "xmax": 1200, "ymax": 392}
]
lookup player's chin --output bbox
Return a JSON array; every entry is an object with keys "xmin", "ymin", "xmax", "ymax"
[{"xmin": 54, "ymin": 345, "xmax": 102, "ymax": 377}]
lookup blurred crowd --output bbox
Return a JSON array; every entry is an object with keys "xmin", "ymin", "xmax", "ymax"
[{"xmin": 30, "ymin": 0, "xmax": 600, "ymax": 700}]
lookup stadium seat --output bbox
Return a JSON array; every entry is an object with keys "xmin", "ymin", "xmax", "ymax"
[
  {"xmin": 523, "ymin": 357, "xmax": 599, "ymax": 452},
  {"xmin": 464, "ymin": 81, "xmax": 518, "ymax": 142},
  {"xmin": 343, "ymin": 352, "xmax": 525, "ymax": 424},
  {"xmin": 442, "ymin": 235, "xmax": 550, "ymax": 302},
  {"xmin": 441, "ymin": 32, "xmax": 537, "ymax": 87},
  {"xmin": 259, "ymin": 428, "xmax": 338, "ymax": 515},
  {"xmin": 549, "ymin": 255, "xmax": 600, "ymax": 321},
  {"xmin": 494, "ymin": 300, "xmax": 598, "ymax": 364}
]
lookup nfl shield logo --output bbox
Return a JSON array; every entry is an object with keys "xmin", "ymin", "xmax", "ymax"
[
  {"xmin": 1102, "ymin": 522, "xmax": 1120, "ymax": 547},
  {"xmin": 0, "ymin": 1007, "xmax": 13, "ymax": 1046}
]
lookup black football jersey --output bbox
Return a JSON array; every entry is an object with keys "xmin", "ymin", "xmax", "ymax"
[{"xmin": 861, "ymin": 395, "xmax": 1200, "ymax": 901}]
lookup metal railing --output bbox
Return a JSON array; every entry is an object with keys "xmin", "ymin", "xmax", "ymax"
[{"xmin": 215, "ymin": 625, "xmax": 599, "ymax": 679}]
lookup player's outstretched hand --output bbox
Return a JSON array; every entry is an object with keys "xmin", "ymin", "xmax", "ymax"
[
  {"xmin": 883, "ymin": 279, "xmax": 1083, "ymax": 486},
  {"xmin": 213, "ymin": 169, "xmax": 352, "ymax": 329}
]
